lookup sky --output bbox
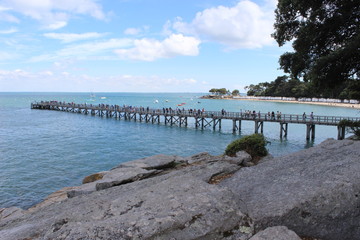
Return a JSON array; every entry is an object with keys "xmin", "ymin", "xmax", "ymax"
[{"xmin": 0, "ymin": 0, "xmax": 290, "ymax": 93}]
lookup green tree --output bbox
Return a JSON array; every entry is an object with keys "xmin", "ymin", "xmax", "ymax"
[
  {"xmin": 225, "ymin": 134, "xmax": 268, "ymax": 158},
  {"xmin": 273, "ymin": 0, "xmax": 360, "ymax": 97},
  {"xmin": 245, "ymin": 84, "xmax": 266, "ymax": 96},
  {"xmin": 208, "ymin": 88, "xmax": 229, "ymax": 95},
  {"xmin": 218, "ymin": 88, "xmax": 228, "ymax": 95},
  {"xmin": 209, "ymin": 88, "xmax": 217, "ymax": 94},
  {"xmin": 232, "ymin": 89, "xmax": 240, "ymax": 96}
]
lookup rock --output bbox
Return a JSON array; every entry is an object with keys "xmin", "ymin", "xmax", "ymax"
[
  {"xmin": 223, "ymin": 151, "xmax": 252, "ymax": 166},
  {"xmin": 82, "ymin": 171, "xmax": 108, "ymax": 184},
  {"xmin": 0, "ymin": 207, "xmax": 24, "ymax": 222},
  {"xmin": 0, "ymin": 159, "xmax": 252, "ymax": 240},
  {"xmin": 67, "ymin": 167, "xmax": 159, "ymax": 198},
  {"xmin": 236, "ymin": 151, "xmax": 252, "ymax": 162},
  {"xmin": 67, "ymin": 154, "xmax": 189, "ymax": 198},
  {"xmin": 28, "ymin": 186, "xmax": 78, "ymax": 212},
  {"xmin": 220, "ymin": 138, "xmax": 360, "ymax": 240},
  {"xmin": 242, "ymin": 161, "xmax": 255, "ymax": 167},
  {"xmin": 95, "ymin": 168, "xmax": 159, "ymax": 191},
  {"xmin": 257, "ymin": 154, "xmax": 274, "ymax": 164},
  {"xmin": 112, "ymin": 154, "xmax": 185, "ymax": 170},
  {"xmin": 185, "ymin": 152, "xmax": 216, "ymax": 164},
  {"xmin": 173, "ymin": 160, "xmax": 242, "ymax": 184},
  {"xmin": 249, "ymin": 226, "xmax": 301, "ymax": 240}
]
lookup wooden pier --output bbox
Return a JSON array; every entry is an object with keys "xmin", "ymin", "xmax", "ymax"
[{"xmin": 31, "ymin": 101, "xmax": 360, "ymax": 140}]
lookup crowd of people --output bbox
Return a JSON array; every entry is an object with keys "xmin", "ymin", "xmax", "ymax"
[{"xmin": 38, "ymin": 101, "xmax": 317, "ymax": 121}]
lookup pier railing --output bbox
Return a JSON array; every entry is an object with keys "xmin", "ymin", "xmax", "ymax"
[{"xmin": 31, "ymin": 101, "xmax": 360, "ymax": 140}]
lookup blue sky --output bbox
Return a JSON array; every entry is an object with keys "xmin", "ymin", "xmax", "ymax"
[{"xmin": 0, "ymin": 0, "xmax": 289, "ymax": 92}]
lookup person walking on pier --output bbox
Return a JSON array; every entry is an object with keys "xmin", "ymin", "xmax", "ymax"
[{"xmin": 302, "ymin": 112, "xmax": 306, "ymax": 120}]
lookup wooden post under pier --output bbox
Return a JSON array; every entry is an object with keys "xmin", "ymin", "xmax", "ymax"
[
  {"xmin": 337, "ymin": 126, "xmax": 346, "ymax": 140},
  {"xmin": 306, "ymin": 124, "xmax": 316, "ymax": 140},
  {"xmin": 280, "ymin": 123, "xmax": 288, "ymax": 138},
  {"xmin": 232, "ymin": 120, "xmax": 241, "ymax": 133},
  {"xmin": 254, "ymin": 121, "xmax": 263, "ymax": 134}
]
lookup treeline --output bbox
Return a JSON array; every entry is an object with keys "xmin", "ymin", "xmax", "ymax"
[
  {"xmin": 245, "ymin": 76, "xmax": 360, "ymax": 100},
  {"xmin": 209, "ymin": 88, "xmax": 240, "ymax": 96},
  {"xmin": 269, "ymin": 0, "xmax": 360, "ymax": 100}
]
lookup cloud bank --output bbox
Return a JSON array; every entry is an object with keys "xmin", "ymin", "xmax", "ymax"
[
  {"xmin": 115, "ymin": 34, "xmax": 201, "ymax": 61},
  {"xmin": 0, "ymin": 69, "xmax": 203, "ymax": 92},
  {"xmin": 0, "ymin": 0, "xmax": 106, "ymax": 29},
  {"xmin": 172, "ymin": 0, "xmax": 275, "ymax": 49}
]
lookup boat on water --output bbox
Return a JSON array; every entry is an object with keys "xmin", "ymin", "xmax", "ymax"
[{"xmin": 100, "ymin": 97, "xmax": 107, "ymax": 99}]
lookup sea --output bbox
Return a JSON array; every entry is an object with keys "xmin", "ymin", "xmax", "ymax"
[{"xmin": 1, "ymin": 92, "xmax": 359, "ymax": 209}]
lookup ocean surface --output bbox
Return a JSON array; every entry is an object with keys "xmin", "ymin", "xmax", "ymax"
[{"xmin": 1, "ymin": 92, "xmax": 359, "ymax": 209}]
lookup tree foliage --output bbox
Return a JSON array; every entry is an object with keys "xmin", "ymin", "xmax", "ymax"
[
  {"xmin": 245, "ymin": 75, "xmax": 314, "ymax": 98},
  {"xmin": 225, "ymin": 134, "xmax": 268, "ymax": 158},
  {"xmin": 273, "ymin": 0, "xmax": 360, "ymax": 97},
  {"xmin": 232, "ymin": 89, "xmax": 240, "ymax": 96},
  {"xmin": 209, "ymin": 88, "xmax": 229, "ymax": 95}
]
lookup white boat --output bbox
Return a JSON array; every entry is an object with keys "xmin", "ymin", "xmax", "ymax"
[
  {"xmin": 154, "ymin": 100, "xmax": 159, "ymax": 103},
  {"xmin": 100, "ymin": 97, "xmax": 106, "ymax": 99}
]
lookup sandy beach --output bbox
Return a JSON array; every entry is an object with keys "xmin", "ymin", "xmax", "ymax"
[
  {"xmin": 201, "ymin": 95, "xmax": 360, "ymax": 109},
  {"xmin": 234, "ymin": 98, "xmax": 360, "ymax": 109}
]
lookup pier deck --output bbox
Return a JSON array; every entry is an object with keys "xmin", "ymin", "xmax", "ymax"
[{"xmin": 31, "ymin": 101, "xmax": 360, "ymax": 140}]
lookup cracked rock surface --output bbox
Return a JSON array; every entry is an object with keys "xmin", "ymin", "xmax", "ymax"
[{"xmin": 0, "ymin": 152, "xmax": 252, "ymax": 240}]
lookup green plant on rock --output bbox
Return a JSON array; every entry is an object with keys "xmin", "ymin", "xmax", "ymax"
[
  {"xmin": 338, "ymin": 119, "xmax": 360, "ymax": 139},
  {"xmin": 225, "ymin": 134, "xmax": 268, "ymax": 158}
]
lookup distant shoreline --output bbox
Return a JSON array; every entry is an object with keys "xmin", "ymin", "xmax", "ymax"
[{"xmin": 200, "ymin": 95, "xmax": 360, "ymax": 109}]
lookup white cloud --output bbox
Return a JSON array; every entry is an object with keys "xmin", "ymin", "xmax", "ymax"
[
  {"xmin": 115, "ymin": 34, "xmax": 201, "ymax": 61},
  {"xmin": 0, "ymin": 5, "xmax": 20, "ymax": 23},
  {"xmin": 46, "ymin": 21, "xmax": 67, "ymax": 30},
  {"xmin": 172, "ymin": 0, "xmax": 275, "ymax": 49},
  {"xmin": 124, "ymin": 26, "xmax": 149, "ymax": 36},
  {"xmin": 44, "ymin": 32, "xmax": 107, "ymax": 43},
  {"xmin": 0, "ymin": 51, "xmax": 19, "ymax": 61},
  {"xmin": 0, "ymin": 27, "xmax": 17, "ymax": 34},
  {"xmin": 1, "ymin": 0, "xmax": 106, "ymax": 29},
  {"xmin": 124, "ymin": 28, "xmax": 141, "ymax": 35},
  {"xmin": 0, "ymin": 12, "xmax": 20, "ymax": 23},
  {"xmin": 0, "ymin": 69, "xmax": 200, "ymax": 92},
  {"xmin": 30, "ymin": 38, "xmax": 133, "ymax": 62},
  {"xmin": 58, "ymin": 38, "xmax": 132, "ymax": 57},
  {"xmin": 0, "ymin": 6, "xmax": 10, "ymax": 11},
  {"xmin": 40, "ymin": 70, "xmax": 54, "ymax": 76}
]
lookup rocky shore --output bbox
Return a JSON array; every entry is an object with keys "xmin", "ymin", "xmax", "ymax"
[{"xmin": 1, "ymin": 138, "xmax": 360, "ymax": 239}]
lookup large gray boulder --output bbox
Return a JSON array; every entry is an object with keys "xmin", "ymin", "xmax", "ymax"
[
  {"xmin": 249, "ymin": 226, "xmax": 301, "ymax": 240},
  {"xmin": 220, "ymin": 138, "xmax": 360, "ymax": 240},
  {"xmin": 0, "ymin": 153, "xmax": 253, "ymax": 240}
]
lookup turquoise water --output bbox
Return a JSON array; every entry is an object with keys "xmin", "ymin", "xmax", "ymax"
[{"xmin": 1, "ymin": 92, "xmax": 359, "ymax": 209}]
